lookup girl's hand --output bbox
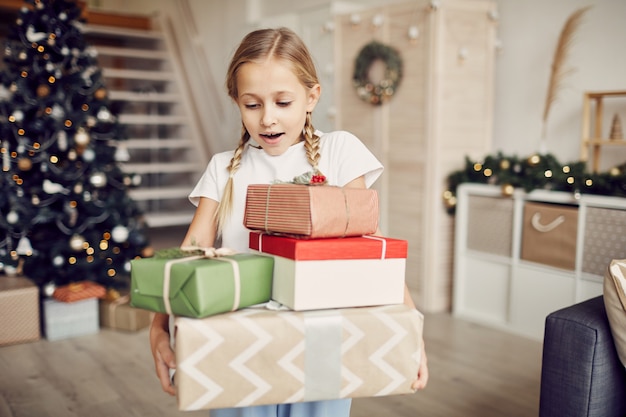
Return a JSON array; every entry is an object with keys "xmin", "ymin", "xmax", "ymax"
[
  {"xmin": 150, "ymin": 313, "xmax": 177, "ymax": 396},
  {"xmin": 411, "ymin": 343, "xmax": 429, "ymax": 391}
]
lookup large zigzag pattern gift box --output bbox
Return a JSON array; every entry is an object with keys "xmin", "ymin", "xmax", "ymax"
[{"xmin": 174, "ymin": 303, "xmax": 423, "ymax": 410}]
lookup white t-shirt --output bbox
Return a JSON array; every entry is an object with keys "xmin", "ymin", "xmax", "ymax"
[{"xmin": 189, "ymin": 130, "xmax": 383, "ymax": 252}]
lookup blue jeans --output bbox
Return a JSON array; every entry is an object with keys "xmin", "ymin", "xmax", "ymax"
[{"xmin": 211, "ymin": 399, "xmax": 352, "ymax": 417}]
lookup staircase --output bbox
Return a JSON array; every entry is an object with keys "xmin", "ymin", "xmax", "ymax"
[{"xmin": 82, "ymin": 16, "xmax": 208, "ymax": 228}]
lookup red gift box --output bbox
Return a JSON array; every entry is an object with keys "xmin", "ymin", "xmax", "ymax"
[
  {"xmin": 53, "ymin": 280, "xmax": 106, "ymax": 303},
  {"xmin": 249, "ymin": 232, "xmax": 408, "ymax": 260},
  {"xmin": 244, "ymin": 184, "xmax": 379, "ymax": 238},
  {"xmin": 249, "ymin": 232, "xmax": 407, "ymax": 310}
]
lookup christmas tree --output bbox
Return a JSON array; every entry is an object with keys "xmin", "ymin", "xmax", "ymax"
[{"xmin": 0, "ymin": 0, "xmax": 151, "ymax": 296}]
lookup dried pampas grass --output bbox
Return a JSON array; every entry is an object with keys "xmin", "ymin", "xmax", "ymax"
[{"xmin": 541, "ymin": 6, "xmax": 592, "ymax": 144}]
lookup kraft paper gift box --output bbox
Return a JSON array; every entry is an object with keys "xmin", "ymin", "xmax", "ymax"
[
  {"xmin": 249, "ymin": 232, "xmax": 407, "ymax": 310},
  {"xmin": 130, "ymin": 251, "xmax": 274, "ymax": 318},
  {"xmin": 244, "ymin": 184, "xmax": 379, "ymax": 238},
  {"xmin": 43, "ymin": 297, "xmax": 99, "ymax": 341},
  {"xmin": 99, "ymin": 294, "xmax": 152, "ymax": 331},
  {"xmin": 174, "ymin": 303, "xmax": 423, "ymax": 411},
  {"xmin": 0, "ymin": 275, "xmax": 40, "ymax": 346}
]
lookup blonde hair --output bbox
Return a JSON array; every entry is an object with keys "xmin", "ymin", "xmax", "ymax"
[{"xmin": 216, "ymin": 28, "xmax": 321, "ymax": 235}]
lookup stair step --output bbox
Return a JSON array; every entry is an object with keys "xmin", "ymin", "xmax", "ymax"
[
  {"xmin": 121, "ymin": 162, "xmax": 204, "ymax": 174},
  {"xmin": 109, "ymin": 90, "xmax": 181, "ymax": 103},
  {"xmin": 125, "ymin": 138, "xmax": 196, "ymax": 149},
  {"xmin": 103, "ymin": 68, "xmax": 175, "ymax": 82},
  {"xmin": 118, "ymin": 114, "xmax": 188, "ymax": 125},
  {"xmin": 95, "ymin": 45, "xmax": 168, "ymax": 60},
  {"xmin": 143, "ymin": 211, "xmax": 195, "ymax": 228},
  {"xmin": 84, "ymin": 24, "xmax": 163, "ymax": 40},
  {"xmin": 129, "ymin": 186, "xmax": 191, "ymax": 201}
]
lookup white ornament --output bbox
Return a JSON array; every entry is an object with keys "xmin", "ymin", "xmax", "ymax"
[
  {"xmin": 4, "ymin": 265, "xmax": 17, "ymax": 276},
  {"xmin": 408, "ymin": 25, "xmax": 420, "ymax": 41},
  {"xmin": 82, "ymin": 148, "xmax": 95, "ymax": 162},
  {"xmin": 53, "ymin": 255, "xmax": 64, "ymax": 267},
  {"xmin": 12, "ymin": 110, "xmax": 24, "ymax": 122},
  {"xmin": 111, "ymin": 225, "xmax": 129, "ymax": 243},
  {"xmin": 114, "ymin": 144, "xmax": 130, "ymax": 162},
  {"xmin": 43, "ymin": 282, "xmax": 56, "ymax": 297},
  {"xmin": 16, "ymin": 236, "xmax": 33, "ymax": 255},
  {"xmin": 43, "ymin": 179, "xmax": 70, "ymax": 195},
  {"xmin": 97, "ymin": 108, "xmax": 112, "ymax": 121},
  {"xmin": 57, "ymin": 130, "xmax": 68, "ymax": 150},
  {"xmin": 90, "ymin": 172, "xmax": 107, "ymax": 188},
  {"xmin": 6, "ymin": 210, "xmax": 18, "ymax": 224},
  {"xmin": 26, "ymin": 25, "xmax": 48, "ymax": 42},
  {"xmin": 69, "ymin": 234, "xmax": 85, "ymax": 251},
  {"xmin": 75, "ymin": 128, "xmax": 90, "ymax": 146}
]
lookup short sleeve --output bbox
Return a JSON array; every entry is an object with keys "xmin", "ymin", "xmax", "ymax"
[
  {"xmin": 188, "ymin": 151, "xmax": 231, "ymax": 207},
  {"xmin": 320, "ymin": 131, "xmax": 383, "ymax": 188}
]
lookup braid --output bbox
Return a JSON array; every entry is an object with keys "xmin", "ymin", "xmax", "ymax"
[
  {"xmin": 216, "ymin": 125, "xmax": 249, "ymax": 236},
  {"xmin": 303, "ymin": 112, "xmax": 321, "ymax": 172}
]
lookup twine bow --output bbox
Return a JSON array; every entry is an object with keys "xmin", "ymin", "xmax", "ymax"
[{"xmin": 162, "ymin": 246, "xmax": 240, "ymax": 315}]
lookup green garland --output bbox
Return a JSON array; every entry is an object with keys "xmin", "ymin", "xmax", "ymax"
[
  {"xmin": 443, "ymin": 152, "xmax": 626, "ymax": 214},
  {"xmin": 352, "ymin": 41, "xmax": 403, "ymax": 105}
]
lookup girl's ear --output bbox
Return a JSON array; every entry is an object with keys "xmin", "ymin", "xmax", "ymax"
[{"xmin": 306, "ymin": 83, "xmax": 321, "ymax": 112}]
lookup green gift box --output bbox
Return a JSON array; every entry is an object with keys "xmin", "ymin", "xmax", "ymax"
[{"xmin": 130, "ymin": 251, "xmax": 274, "ymax": 318}]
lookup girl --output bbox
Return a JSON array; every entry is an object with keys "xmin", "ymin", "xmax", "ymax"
[{"xmin": 149, "ymin": 27, "xmax": 428, "ymax": 417}]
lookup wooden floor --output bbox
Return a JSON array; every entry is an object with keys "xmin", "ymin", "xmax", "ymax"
[
  {"xmin": 0, "ymin": 310, "xmax": 543, "ymax": 417},
  {"xmin": 0, "ymin": 226, "xmax": 544, "ymax": 416}
]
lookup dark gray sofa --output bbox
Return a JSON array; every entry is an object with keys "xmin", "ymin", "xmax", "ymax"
[{"xmin": 539, "ymin": 296, "xmax": 626, "ymax": 417}]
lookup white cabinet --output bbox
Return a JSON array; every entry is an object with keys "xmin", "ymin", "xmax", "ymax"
[{"xmin": 453, "ymin": 183, "xmax": 626, "ymax": 340}]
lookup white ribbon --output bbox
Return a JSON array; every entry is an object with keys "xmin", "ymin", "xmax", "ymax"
[
  {"xmin": 162, "ymin": 247, "xmax": 239, "ymax": 315},
  {"xmin": 362, "ymin": 235, "xmax": 388, "ymax": 259},
  {"xmin": 303, "ymin": 311, "xmax": 343, "ymax": 401}
]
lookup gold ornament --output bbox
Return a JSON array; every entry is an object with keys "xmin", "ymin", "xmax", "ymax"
[
  {"xmin": 500, "ymin": 159, "xmax": 510, "ymax": 170},
  {"xmin": 105, "ymin": 288, "xmax": 121, "ymax": 301},
  {"xmin": 501, "ymin": 183, "xmax": 514, "ymax": 197},
  {"xmin": 141, "ymin": 246, "xmax": 155, "ymax": 258},
  {"xmin": 94, "ymin": 88, "xmax": 107, "ymax": 100},
  {"xmin": 74, "ymin": 127, "xmax": 90, "ymax": 146},
  {"xmin": 17, "ymin": 157, "xmax": 32, "ymax": 171},
  {"xmin": 528, "ymin": 154, "xmax": 541, "ymax": 166},
  {"xmin": 36, "ymin": 84, "xmax": 50, "ymax": 97}
]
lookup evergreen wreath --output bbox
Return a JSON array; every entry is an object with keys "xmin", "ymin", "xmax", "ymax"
[{"xmin": 352, "ymin": 41, "xmax": 403, "ymax": 105}]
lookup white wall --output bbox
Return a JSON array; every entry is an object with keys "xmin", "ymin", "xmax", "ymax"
[
  {"xmin": 494, "ymin": 0, "xmax": 626, "ymax": 170},
  {"xmin": 88, "ymin": 0, "xmax": 626, "ymax": 169}
]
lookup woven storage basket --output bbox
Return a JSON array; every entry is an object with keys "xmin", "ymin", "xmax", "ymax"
[
  {"xmin": 583, "ymin": 206, "xmax": 626, "ymax": 277},
  {"xmin": 467, "ymin": 195, "xmax": 514, "ymax": 257},
  {"xmin": 521, "ymin": 201, "xmax": 578, "ymax": 270}
]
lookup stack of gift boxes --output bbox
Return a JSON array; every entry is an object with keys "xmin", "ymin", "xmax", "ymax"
[
  {"xmin": 0, "ymin": 276, "xmax": 152, "ymax": 346},
  {"xmin": 130, "ymin": 183, "xmax": 424, "ymax": 411}
]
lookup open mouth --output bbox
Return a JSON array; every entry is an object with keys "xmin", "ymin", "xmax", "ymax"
[{"xmin": 259, "ymin": 132, "xmax": 284, "ymax": 142}]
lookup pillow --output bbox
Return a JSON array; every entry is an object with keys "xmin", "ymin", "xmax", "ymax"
[{"xmin": 604, "ymin": 259, "xmax": 626, "ymax": 367}]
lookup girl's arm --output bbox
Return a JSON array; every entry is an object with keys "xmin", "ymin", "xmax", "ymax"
[
  {"xmin": 149, "ymin": 197, "xmax": 219, "ymax": 395},
  {"xmin": 344, "ymin": 175, "xmax": 429, "ymax": 390}
]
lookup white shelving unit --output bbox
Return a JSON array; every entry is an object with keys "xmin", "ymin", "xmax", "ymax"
[{"xmin": 453, "ymin": 183, "xmax": 626, "ymax": 340}]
